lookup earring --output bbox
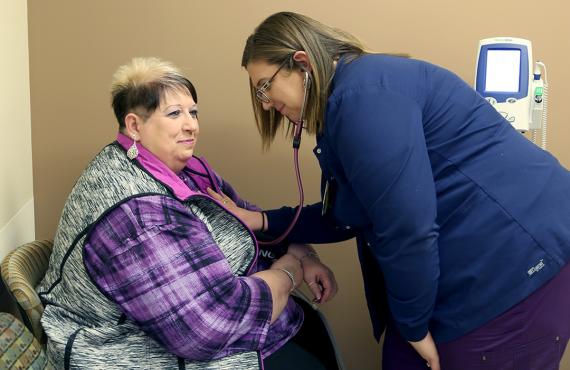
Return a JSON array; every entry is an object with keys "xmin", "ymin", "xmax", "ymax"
[{"xmin": 127, "ymin": 137, "xmax": 139, "ymax": 160}]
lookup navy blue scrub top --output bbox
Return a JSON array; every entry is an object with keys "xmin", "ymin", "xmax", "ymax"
[{"xmin": 266, "ymin": 54, "xmax": 570, "ymax": 343}]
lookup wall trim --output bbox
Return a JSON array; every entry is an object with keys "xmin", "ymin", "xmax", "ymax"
[{"xmin": 0, "ymin": 197, "xmax": 35, "ymax": 261}]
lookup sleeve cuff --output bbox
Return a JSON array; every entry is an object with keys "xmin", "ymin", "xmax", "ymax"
[
  {"xmin": 396, "ymin": 321, "xmax": 429, "ymax": 342},
  {"xmin": 265, "ymin": 207, "xmax": 297, "ymax": 237}
]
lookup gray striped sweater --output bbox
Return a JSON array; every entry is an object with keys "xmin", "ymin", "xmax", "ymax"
[{"xmin": 37, "ymin": 143, "xmax": 261, "ymax": 369}]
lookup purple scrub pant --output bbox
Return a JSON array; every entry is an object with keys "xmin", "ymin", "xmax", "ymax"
[{"xmin": 383, "ymin": 262, "xmax": 570, "ymax": 370}]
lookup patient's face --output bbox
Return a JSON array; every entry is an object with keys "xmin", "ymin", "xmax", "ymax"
[
  {"xmin": 137, "ymin": 89, "xmax": 199, "ymax": 173},
  {"xmin": 246, "ymin": 60, "xmax": 306, "ymax": 123}
]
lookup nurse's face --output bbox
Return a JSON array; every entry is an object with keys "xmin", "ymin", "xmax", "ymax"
[{"xmin": 246, "ymin": 59, "xmax": 307, "ymax": 123}]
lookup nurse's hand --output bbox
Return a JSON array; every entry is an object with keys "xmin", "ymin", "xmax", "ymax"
[
  {"xmin": 206, "ymin": 188, "xmax": 264, "ymax": 231},
  {"xmin": 287, "ymin": 244, "xmax": 338, "ymax": 303},
  {"xmin": 408, "ymin": 332, "xmax": 440, "ymax": 370}
]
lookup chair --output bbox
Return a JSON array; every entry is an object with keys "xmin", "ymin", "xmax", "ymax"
[
  {"xmin": 0, "ymin": 312, "xmax": 52, "ymax": 369},
  {"xmin": 1, "ymin": 240, "xmax": 53, "ymax": 344},
  {"xmin": 291, "ymin": 291, "xmax": 346, "ymax": 370}
]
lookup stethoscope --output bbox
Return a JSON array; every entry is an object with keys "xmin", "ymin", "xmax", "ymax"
[{"xmin": 259, "ymin": 70, "xmax": 311, "ymax": 246}]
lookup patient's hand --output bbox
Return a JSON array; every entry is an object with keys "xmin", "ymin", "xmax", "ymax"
[
  {"xmin": 287, "ymin": 244, "xmax": 338, "ymax": 304},
  {"xmin": 270, "ymin": 253, "xmax": 303, "ymax": 291}
]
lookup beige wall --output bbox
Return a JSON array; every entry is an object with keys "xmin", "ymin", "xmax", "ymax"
[
  {"xmin": 0, "ymin": 0, "xmax": 35, "ymax": 261},
  {"xmin": 27, "ymin": 1, "xmax": 569, "ymax": 369},
  {"xmin": 0, "ymin": 0, "xmax": 35, "ymax": 317}
]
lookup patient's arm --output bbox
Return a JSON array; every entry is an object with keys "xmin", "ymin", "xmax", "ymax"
[
  {"xmin": 287, "ymin": 243, "xmax": 338, "ymax": 303},
  {"xmin": 253, "ymin": 253, "xmax": 302, "ymax": 322},
  {"xmin": 83, "ymin": 195, "xmax": 302, "ymax": 361},
  {"xmin": 206, "ymin": 178, "xmax": 339, "ymax": 302}
]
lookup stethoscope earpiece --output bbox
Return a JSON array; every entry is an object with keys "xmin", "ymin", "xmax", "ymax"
[{"xmin": 303, "ymin": 71, "xmax": 311, "ymax": 88}]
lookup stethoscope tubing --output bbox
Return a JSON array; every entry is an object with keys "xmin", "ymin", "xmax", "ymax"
[{"xmin": 260, "ymin": 72, "xmax": 310, "ymax": 246}]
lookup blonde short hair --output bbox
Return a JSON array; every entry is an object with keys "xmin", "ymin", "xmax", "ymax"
[{"xmin": 110, "ymin": 57, "xmax": 197, "ymax": 129}]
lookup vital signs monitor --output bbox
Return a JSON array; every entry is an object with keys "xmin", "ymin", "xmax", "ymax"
[{"xmin": 475, "ymin": 37, "xmax": 547, "ymax": 147}]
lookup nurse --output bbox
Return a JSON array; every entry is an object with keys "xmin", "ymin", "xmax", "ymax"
[{"xmin": 215, "ymin": 11, "xmax": 570, "ymax": 370}]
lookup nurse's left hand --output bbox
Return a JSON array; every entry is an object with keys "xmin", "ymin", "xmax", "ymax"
[
  {"xmin": 207, "ymin": 187, "xmax": 237, "ymax": 209},
  {"xmin": 409, "ymin": 332, "xmax": 440, "ymax": 370},
  {"xmin": 206, "ymin": 188, "xmax": 264, "ymax": 231}
]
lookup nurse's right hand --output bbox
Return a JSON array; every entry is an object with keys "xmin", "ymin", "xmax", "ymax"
[{"xmin": 409, "ymin": 332, "xmax": 440, "ymax": 370}]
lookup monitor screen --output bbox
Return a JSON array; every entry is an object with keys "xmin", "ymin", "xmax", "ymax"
[{"xmin": 485, "ymin": 49, "xmax": 521, "ymax": 93}]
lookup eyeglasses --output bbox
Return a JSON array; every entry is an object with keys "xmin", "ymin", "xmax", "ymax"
[{"xmin": 255, "ymin": 59, "xmax": 289, "ymax": 103}]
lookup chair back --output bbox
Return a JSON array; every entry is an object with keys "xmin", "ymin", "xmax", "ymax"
[
  {"xmin": 292, "ymin": 292, "xmax": 346, "ymax": 370},
  {"xmin": 1, "ymin": 240, "xmax": 53, "ymax": 344},
  {"xmin": 0, "ymin": 312, "xmax": 53, "ymax": 369}
]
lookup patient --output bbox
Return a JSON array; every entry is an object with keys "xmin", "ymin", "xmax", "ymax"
[{"xmin": 37, "ymin": 57, "xmax": 335, "ymax": 369}]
